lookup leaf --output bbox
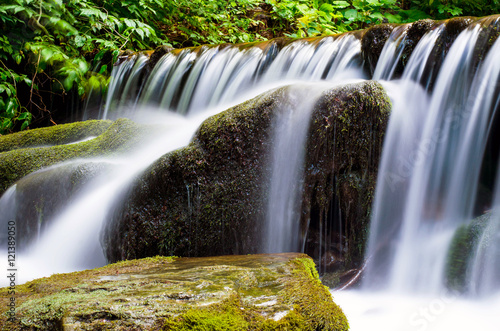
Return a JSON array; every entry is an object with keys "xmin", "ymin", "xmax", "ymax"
[
  {"xmin": 384, "ymin": 12, "xmax": 402, "ymax": 23},
  {"xmin": 344, "ymin": 9, "xmax": 358, "ymax": 21},
  {"xmin": 98, "ymin": 64, "xmax": 108, "ymax": 75},
  {"xmin": 319, "ymin": 3, "xmax": 334, "ymax": 13},
  {"xmin": 369, "ymin": 12, "xmax": 384, "ymax": 20},
  {"xmin": 14, "ymin": 53, "xmax": 22, "ymax": 65},
  {"xmin": 331, "ymin": 1, "xmax": 350, "ymax": 9},
  {"xmin": 17, "ymin": 112, "xmax": 31, "ymax": 120},
  {"xmin": 20, "ymin": 120, "xmax": 29, "ymax": 131},
  {"xmin": 136, "ymin": 28, "xmax": 145, "ymax": 40},
  {"xmin": 5, "ymin": 98, "xmax": 17, "ymax": 117}
]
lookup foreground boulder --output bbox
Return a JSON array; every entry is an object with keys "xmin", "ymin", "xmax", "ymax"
[
  {"xmin": 103, "ymin": 81, "xmax": 391, "ymax": 273},
  {"xmin": 0, "ymin": 253, "xmax": 349, "ymax": 330}
]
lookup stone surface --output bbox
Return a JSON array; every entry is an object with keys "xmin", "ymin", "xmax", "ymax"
[{"xmin": 0, "ymin": 253, "xmax": 348, "ymax": 331}]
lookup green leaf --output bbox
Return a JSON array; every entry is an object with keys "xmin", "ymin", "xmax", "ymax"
[
  {"xmin": 319, "ymin": 3, "xmax": 334, "ymax": 12},
  {"xmin": 384, "ymin": 12, "xmax": 402, "ymax": 23},
  {"xmin": 14, "ymin": 53, "xmax": 22, "ymax": 65},
  {"xmin": 98, "ymin": 64, "xmax": 108, "ymax": 75},
  {"xmin": 136, "ymin": 28, "xmax": 145, "ymax": 40},
  {"xmin": 17, "ymin": 112, "xmax": 31, "ymax": 121},
  {"xmin": 344, "ymin": 9, "xmax": 358, "ymax": 21},
  {"xmin": 369, "ymin": 12, "xmax": 384, "ymax": 20},
  {"xmin": 5, "ymin": 98, "xmax": 17, "ymax": 117},
  {"xmin": 20, "ymin": 120, "xmax": 29, "ymax": 131},
  {"xmin": 332, "ymin": 1, "xmax": 350, "ymax": 9}
]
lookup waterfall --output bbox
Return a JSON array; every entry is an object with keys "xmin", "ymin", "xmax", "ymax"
[
  {"xmin": 334, "ymin": 17, "xmax": 500, "ymax": 331},
  {"xmin": 99, "ymin": 34, "xmax": 365, "ymax": 118},
  {"xmin": 466, "ymin": 36, "xmax": 500, "ymax": 297},
  {"xmin": 1, "ymin": 15, "xmax": 500, "ymax": 329},
  {"xmin": 265, "ymin": 85, "xmax": 328, "ymax": 253},
  {"xmin": 363, "ymin": 21, "xmax": 500, "ymax": 293},
  {"xmin": 0, "ymin": 111, "xmax": 216, "ymax": 286}
]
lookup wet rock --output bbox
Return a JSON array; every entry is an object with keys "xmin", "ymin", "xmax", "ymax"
[
  {"xmin": 0, "ymin": 253, "xmax": 349, "ymax": 330},
  {"xmin": 103, "ymin": 81, "xmax": 391, "ymax": 271},
  {"xmin": 445, "ymin": 212, "xmax": 490, "ymax": 292},
  {"xmin": 0, "ymin": 119, "xmax": 152, "ymax": 195},
  {"xmin": 361, "ymin": 24, "xmax": 396, "ymax": 76}
]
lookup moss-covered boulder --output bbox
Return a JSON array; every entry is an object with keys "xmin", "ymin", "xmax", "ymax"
[
  {"xmin": 0, "ymin": 253, "xmax": 348, "ymax": 331},
  {"xmin": 301, "ymin": 82, "xmax": 390, "ymax": 269},
  {"xmin": 0, "ymin": 120, "xmax": 112, "ymax": 153},
  {"xmin": 445, "ymin": 212, "xmax": 490, "ymax": 292},
  {"xmin": 103, "ymin": 81, "xmax": 391, "ymax": 271},
  {"xmin": 0, "ymin": 118, "xmax": 151, "ymax": 195}
]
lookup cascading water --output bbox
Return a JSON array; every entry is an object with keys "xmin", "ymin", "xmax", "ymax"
[
  {"xmin": 99, "ymin": 34, "xmax": 365, "ymax": 118},
  {"xmin": 265, "ymin": 85, "xmax": 328, "ymax": 254},
  {"xmin": 1, "ymin": 31, "xmax": 366, "ymax": 286},
  {"xmin": 0, "ymin": 110, "xmax": 217, "ymax": 286},
  {"xmin": 335, "ymin": 17, "xmax": 500, "ymax": 331}
]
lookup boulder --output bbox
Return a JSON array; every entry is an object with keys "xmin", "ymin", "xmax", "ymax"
[
  {"xmin": 0, "ymin": 253, "xmax": 349, "ymax": 331},
  {"xmin": 0, "ymin": 119, "xmax": 151, "ymax": 195},
  {"xmin": 103, "ymin": 81, "xmax": 392, "ymax": 271}
]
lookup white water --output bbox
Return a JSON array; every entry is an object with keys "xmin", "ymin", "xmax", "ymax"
[
  {"xmin": 101, "ymin": 34, "xmax": 365, "ymax": 118},
  {"xmin": 341, "ymin": 19, "xmax": 500, "ymax": 331},
  {"xmin": 265, "ymin": 84, "xmax": 329, "ymax": 253},
  {"xmin": 365, "ymin": 24, "xmax": 489, "ymax": 293},
  {"xmin": 372, "ymin": 25, "xmax": 408, "ymax": 81},
  {"xmin": 334, "ymin": 290, "xmax": 500, "ymax": 331},
  {"xmin": 0, "ymin": 109, "xmax": 218, "ymax": 286},
  {"xmin": 264, "ymin": 34, "xmax": 365, "ymax": 253}
]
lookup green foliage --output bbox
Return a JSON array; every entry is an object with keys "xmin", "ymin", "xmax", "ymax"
[
  {"xmin": 265, "ymin": 0, "xmax": 500, "ymax": 37},
  {"xmin": 0, "ymin": 0, "xmax": 499, "ymax": 134},
  {"xmin": 0, "ymin": 65, "xmax": 32, "ymax": 134},
  {"xmin": 0, "ymin": 0, "xmax": 170, "ymax": 134}
]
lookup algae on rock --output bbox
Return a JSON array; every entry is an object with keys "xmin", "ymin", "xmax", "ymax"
[{"xmin": 0, "ymin": 253, "xmax": 348, "ymax": 331}]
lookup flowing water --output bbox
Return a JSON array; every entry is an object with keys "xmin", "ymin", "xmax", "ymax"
[
  {"xmin": 337, "ymin": 19, "xmax": 500, "ymax": 331},
  {"xmin": 100, "ymin": 34, "xmax": 365, "ymax": 118},
  {"xmin": 0, "ymin": 110, "xmax": 218, "ymax": 286}
]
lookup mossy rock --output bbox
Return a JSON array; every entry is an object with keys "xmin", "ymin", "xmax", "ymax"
[
  {"xmin": 445, "ymin": 212, "xmax": 490, "ymax": 292},
  {"xmin": 0, "ymin": 253, "xmax": 348, "ymax": 331},
  {"xmin": 103, "ymin": 81, "xmax": 391, "ymax": 271},
  {"xmin": 0, "ymin": 119, "xmax": 152, "ymax": 195},
  {"xmin": 302, "ymin": 81, "xmax": 391, "ymax": 269},
  {"xmin": 361, "ymin": 23, "xmax": 396, "ymax": 76},
  {"xmin": 3, "ymin": 161, "xmax": 110, "ymax": 247},
  {"xmin": 0, "ymin": 120, "xmax": 112, "ymax": 153}
]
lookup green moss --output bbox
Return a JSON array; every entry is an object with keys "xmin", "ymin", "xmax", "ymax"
[
  {"xmin": 282, "ymin": 259, "xmax": 349, "ymax": 331},
  {"xmin": 0, "ymin": 118, "xmax": 152, "ymax": 194},
  {"xmin": 0, "ymin": 120, "xmax": 112, "ymax": 153},
  {"xmin": 1, "ymin": 254, "xmax": 348, "ymax": 330},
  {"xmin": 445, "ymin": 213, "xmax": 489, "ymax": 292},
  {"xmin": 162, "ymin": 295, "xmax": 250, "ymax": 331}
]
